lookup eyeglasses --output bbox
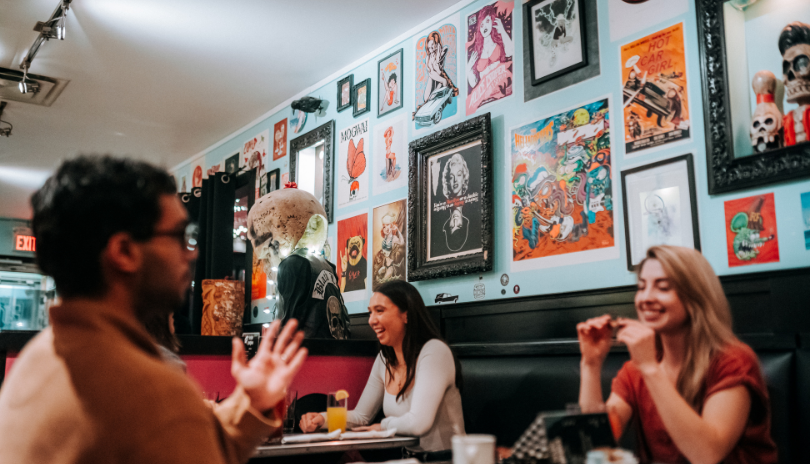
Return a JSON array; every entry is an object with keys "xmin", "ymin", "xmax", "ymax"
[{"xmin": 152, "ymin": 222, "xmax": 199, "ymax": 251}]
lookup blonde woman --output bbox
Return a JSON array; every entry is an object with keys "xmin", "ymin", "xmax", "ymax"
[{"xmin": 577, "ymin": 246, "xmax": 776, "ymax": 464}]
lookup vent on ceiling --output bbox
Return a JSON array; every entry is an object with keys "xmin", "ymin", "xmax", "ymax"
[{"xmin": 0, "ymin": 67, "xmax": 69, "ymax": 107}]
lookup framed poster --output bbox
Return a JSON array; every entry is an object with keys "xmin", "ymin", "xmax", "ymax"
[
  {"xmin": 510, "ymin": 97, "xmax": 618, "ymax": 271},
  {"xmin": 525, "ymin": 0, "xmax": 587, "ymax": 87},
  {"xmin": 337, "ymin": 74, "xmax": 354, "ymax": 113},
  {"xmin": 353, "ymin": 79, "xmax": 371, "ymax": 117},
  {"xmin": 378, "ymin": 49, "xmax": 403, "ymax": 117},
  {"xmin": 337, "ymin": 119, "xmax": 369, "ymax": 208},
  {"xmin": 337, "ymin": 212, "xmax": 369, "ymax": 302},
  {"xmin": 372, "ymin": 199, "xmax": 407, "ymax": 291},
  {"xmin": 621, "ymin": 154, "xmax": 700, "ymax": 270},
  {"xmin": 414, "ymin": 14, "xmax": 461, "ymax": 131},
  {"xmin": 273, "ymin": 119, "xmax": 287, "ymax": 161},
  {"xmin": 724, "ymin": 193, "xmax": 780, "ymax": 267},
  {"xmin": 408, "ymin": 113, "xmax": 493, "ymax": 281},
  {"xmin": 372, "ymin": 114, "xmax": 408, "ymax": 195},
  {"xmin": 266, "ymin": 168, "xmax": 280, "ymax": 193},
  {"xmin": 465, "ymin": 0, "xmax": 514, "ymax": 116},
  {"xmin": 224, "ymin": 153, "xmax": 239, "ymax": 175},
  {"xmin": 621, "ymin": 22, "xmax": 690, "ymax": 156}
]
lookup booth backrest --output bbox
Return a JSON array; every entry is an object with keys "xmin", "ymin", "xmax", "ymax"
[{"xmin": 458, "ymin": 347, "xmax": 798, "ymax": 464}]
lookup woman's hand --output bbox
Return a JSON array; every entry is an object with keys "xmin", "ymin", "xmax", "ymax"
[
  {"xmin": 577, "ymin": 314, "xmax": 614, "ymax": 367},
  {"xmin": 230, "ymin": 319, "xmax": 308, "ymax": 414},
  {"xmin": 493, "ymin": 18, "xmax": 506, "ymax": 36},
  {"xmin": 299, "ymin": 412, "xmax": 325, "ymax": 433},
  {"xmin": 352, "ymin": 424, "xmax": 382, "ymax": 432},
  {"xmin": 616, "ymin": 318, "xmax": 658, "ymax": 374}
]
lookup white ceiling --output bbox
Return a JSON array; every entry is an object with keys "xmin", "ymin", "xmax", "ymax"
[{"xmin": 0, "ymin": 0, "xmax": 462, "ymax": 219}]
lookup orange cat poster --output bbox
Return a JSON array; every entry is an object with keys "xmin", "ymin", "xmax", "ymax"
[{"xmin": 620, "ymin": 23, "xmax": 690, "ymax": 155}]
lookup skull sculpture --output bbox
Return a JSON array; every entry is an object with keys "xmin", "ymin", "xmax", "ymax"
[
  {"xmin": 246, "ymin": 185, "xmax": 328, "ymax": 275},
  {"xmin": 779, "ymin": 22, "xmax": 810, "ymax": 146},
  {"xmin": 750, "ymin": 70, "xmax": 783, "ymax": 153}
]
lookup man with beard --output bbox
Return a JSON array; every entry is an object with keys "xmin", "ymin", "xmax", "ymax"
[
  {"xmin": 340, "ymin": 235, "xmax": 367, "ymax": 292},
  {"xmin": 0, "ymin": 156, "xmax": 308, "ymax": 464}
]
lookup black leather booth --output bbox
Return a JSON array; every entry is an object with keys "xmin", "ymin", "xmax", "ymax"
[{"xmin": 454, "ymin": 334, "xmax": 807, "ymax": 464}]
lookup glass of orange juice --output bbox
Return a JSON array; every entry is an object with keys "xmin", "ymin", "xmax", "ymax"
[{"xmin": 327, "ymin": 390, "xmax": 348, "ymax": 433}]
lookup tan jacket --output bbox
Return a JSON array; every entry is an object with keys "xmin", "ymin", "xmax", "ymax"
[{"xmin": 0, "ymin": 300, "xmax": 279, "ymax": 464}]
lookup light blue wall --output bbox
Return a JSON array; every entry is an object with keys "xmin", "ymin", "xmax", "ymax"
[{"xmin": 175, "ymin": 0, "xmax": 810, "ymax": 319}]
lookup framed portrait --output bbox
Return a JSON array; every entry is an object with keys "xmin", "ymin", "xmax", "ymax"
[
  {"xmin": 621, "ymin": 154, "xmax": 701, "ymax": 271},
  {"xmin": 525, "ymin": 0, "xmax": 587, "ymax": 87},
  {"xmin": 695, "ymin": 1, "xmax": 810, "ymax": 193},
  {"xmin": 408, "ymin": 113, "xmax": 493, "ymax": 281},
  {"xmin": 337, "ymin": 74, "xmax": 354, "ymax": 113},
  {"xmin": 266, "ymin": 168, "xmax": 280, "ymax": 193},
  {"xmin": 353, "ymin": 78, "xmax": 371, "ymax": 117},
  {"xmin": 290, "ymin": 120, "xmax": 335, "ymax": 222},
  {"xmin": 224, "ymin": 153, "xmax": 239, "ymax": 175},
  {"xmin": 378, "ymin": 49, "xmax": 404, "ymax": 117}
]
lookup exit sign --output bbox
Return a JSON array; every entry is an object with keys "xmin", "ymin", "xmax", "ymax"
[{"xmin": 14, "ymin": 235, "xmax": 36, "ymax": 252}]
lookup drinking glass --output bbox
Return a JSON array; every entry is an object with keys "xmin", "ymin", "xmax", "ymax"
[
  {"xmin": 283, "ymin": 390, "xmax": 297, "ymax": 434},
  {"xmin": 326, "ymin": 392, "xmax": 348, "ymax": 433}
]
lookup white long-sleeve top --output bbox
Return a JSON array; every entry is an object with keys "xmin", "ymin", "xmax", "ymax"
[{"xmin": 328, "ymin": 339, "xmax": 465, "ymax": 451}]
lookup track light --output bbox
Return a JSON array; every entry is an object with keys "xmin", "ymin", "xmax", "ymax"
[{"xmin": 19, "ymin": 66, "xmax": 30, "ymax": 94}]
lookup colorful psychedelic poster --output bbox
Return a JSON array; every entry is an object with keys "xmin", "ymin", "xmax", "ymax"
[
  {"xmin": 273, "ymin": 119, "xmax": 287, "ymax": 161},
  {"xmin": 620, "ymin": 23, "xmax": 690, "ymax": 156},
  {"xmin": 337, "ymin": 119, "xmax": 370, "ymax": 208},
  {"xmin": 465, "ymin": 0, "xmax": 514, "ymax": 116},
  {"xmin": 724, "ymin": 193, "xmax": 780, "ymax": 267},
  {"xmin": 372, "ymin": 115, "xmax": 408, "ymax": 195},
  {"xmin": 414, "ymin": 14, "xmax": 460, "ymax": 131},
  {"xmin": 241, "ymin": 129, "xmax": 269, "ymax": 199},
  {"xmin": 510, "ymin": 97, "xmax": 618, "ymax": 271},
  {"xmin": 371, "ymin": 199, "xmax": 407, "ymax": 291},
  {"xmin": 337, "ymin": 212, "xmax": 369, "ymax": 302},
  {"xmin": 608, "ymin": 0, "xmax": 688, "ymax": 42},
  {"xmin": 802, "ymin": 191, "xmax": 810, "ymax": 250}
]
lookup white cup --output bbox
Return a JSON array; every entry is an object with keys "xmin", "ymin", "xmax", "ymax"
[{"xmin": 452, "ymin": 434, "xmax": 496, "ymax": 464}]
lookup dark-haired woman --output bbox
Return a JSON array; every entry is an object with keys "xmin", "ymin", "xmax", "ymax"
[{"xmin": 300, "ymin": 281, "xmax": 464, "ymax": 451}]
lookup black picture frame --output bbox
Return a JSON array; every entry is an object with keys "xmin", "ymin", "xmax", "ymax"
[
  {"xmin": 407, "ymin": 113, "xmax": 493, "ymax": 281},
  {"xmin": 337, "ymin": 74, "xmax": 354, "ymax": 113},
  {"xmin": 524, "ymin": 0, "xmax": 588, "ymax": 87},
  {"xmin": 353, "ymin": 78, "xmax": 371, "ymax": 117},
  {"xmin": 620, "ymin": 154, "xmax": 701, "ymax": 271},
  {"xmin": 224, "ymin": 153, "xmax": 239, "ymax": 175},
  {"xmin": 695, "ymin": 1, "xmax": 810, "ymax": 194},
  {"xmin": 290, "ymin": 120, "xmax": 335, "ymax": 223},
  {"xmin": 266, "ymin": 168, "xmax": 280, "ymax": 193},
  {"xmin": 378, "ymin": 49, "xmax": 404, "ymax": 117}
]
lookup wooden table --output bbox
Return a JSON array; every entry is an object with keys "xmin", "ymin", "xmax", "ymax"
[{"xmin": 253, "ymin": 435, "xmax": 419, "ymax": 458}]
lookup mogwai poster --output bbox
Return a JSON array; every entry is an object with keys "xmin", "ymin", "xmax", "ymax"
[
  {"xmin": 241, "ymin": 129, "xmax": 269, "ymax": 198},
  {"xmin": 621, "ymin": 23, "xmax": 690, "ymax": 155},
  {"xmin": 465, "ymin": 0, "xmax": 514, "ymax": 116},
  {"xmin": 510, "ymin": 97, "xmax": 618, "ymax": 271},
  {"xmin": 273, "ymin": 119, "xmax": 287, "ymax": 160},
  {"xmin": 372, "ymin": 199, "xmax": 407, "ymax": 291},
  {"xmin": 372, "ymin": 115, "xmax": 408, "ymax": 195},
  {"xmin": 338, "ymin": 119, "xmax": 369, "ymax": 207},
  {"xmin": 414, "ymin": 14, "xmax": 460, "ymax": 131},
  {"xmin": 724, "ymin": 193, "xmax": 780, "ymax": 267},
  {"xmin": 337, "ymin": 212, "xmax": 368, "ymax": 302}
]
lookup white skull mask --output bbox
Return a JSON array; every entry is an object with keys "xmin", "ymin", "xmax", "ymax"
[
  {"xmin": 246, "ymin": 187, "xmax": 328, "ymax": 274},
  {"xmin": 750, "ymin": 106, "xmax": 782, "ymax": 152},
  {"xmin": 780, "ymin": 23, "xmax": 810, "ymax": 104}
]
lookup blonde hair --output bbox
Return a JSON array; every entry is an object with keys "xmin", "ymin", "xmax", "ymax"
[{"xmin": 638, "ymin": 245, "xmax": 739, "ymax": 411}]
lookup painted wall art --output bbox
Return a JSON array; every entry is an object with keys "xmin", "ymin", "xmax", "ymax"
[
  {"xmin": 724, "ymin": 193, "xmax": 780, "ymax": 267},
  {"xmin": 337, "ymin": 212, "xmax": 369, "ymax": 302},
  {"xmin": 465, "ymin": 0, "xmax": 514, "ymax": 115},
  {"xmin": 414, "ymin": 15, "xmax": 460, "ymax": 130},
  {"xmin": 273, "ymin": 119, "xmax": 287, "ymax": 160},
  {"xmin": 621, "ymin": 22, "xmax": 690, "ymax": 155},
  {"xmin": 373, "ymin": 114, "xmax": 408, "ymax": 195},
  {"xmin": 337, "ymin": 119, "xmax": 370, "ymax": 208},
  {"xmin": 372, "ymin": 199, "xmax": 407, "ymax": 291},
  {"xmin": 510, "ymin": 97, "xmax": 618, "ymax": 271},
  {"xmin": 525, "ymin": 0, "xmax": 587, "ymax": 87},
  {"xmin": 426, "ymin": 141, "xmax": 484, "ymax": 262},
  {"xmin": 378, "ymin": 49, "xmax": 404, "ymax": 117},
  {"xmin": 802, "ymin": 191, "xmax": 810, "ymax": 251}
]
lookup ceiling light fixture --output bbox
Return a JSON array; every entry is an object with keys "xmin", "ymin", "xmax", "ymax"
[{"xmin": 21, "ymin": 1, "xmax": 72, "ymax": 80}]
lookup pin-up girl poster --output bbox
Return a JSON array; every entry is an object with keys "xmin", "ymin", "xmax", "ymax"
[
  {"xmin": 465, "ymin": 1, "xmax": 514, "ymax": 116},
  {"xmin": 373, "ymin": 114, "xmax": 407, "ymax": 195},
  {"xmin": 413, "ymin": 15, "xmax": 460, "ymax": 130}
]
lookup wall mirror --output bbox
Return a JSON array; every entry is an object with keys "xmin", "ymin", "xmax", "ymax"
[
  {"xmin": 290, "ymin": 120, "xmax": 335, "ymax": 222},
  {"xmin": 696, "ymin": 0, "xmax": 810, "ymax": 194}
]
